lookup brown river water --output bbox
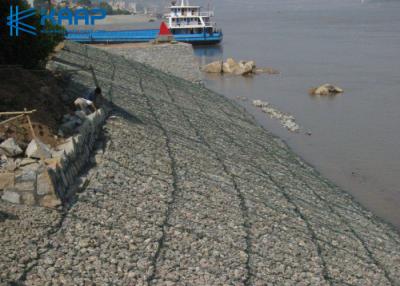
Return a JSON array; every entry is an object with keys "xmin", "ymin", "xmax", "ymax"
[
  {"xmin": 194, "ymin": 0, "xmax": 400, "ymax": 230},
  {"xmin": 81, "ymin": 0, "xmax": 399, "ymax": 230}
]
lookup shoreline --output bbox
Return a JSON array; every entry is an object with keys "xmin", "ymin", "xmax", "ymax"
[
  {"xmin": 97, "ymin": 40, "xmax": 400, "ymax": 231},
  {"xmin": 0, "ymin": 42, "xmax": 399, "ymax": 284}
]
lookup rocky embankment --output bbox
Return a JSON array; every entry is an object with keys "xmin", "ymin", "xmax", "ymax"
[
  {"xmin": 0, "ymin": 42, "xmax": 399, "ymax": 285},
  {"xmin": 96, "ymin": 42, "xmax": 202, "ymax": 83}
]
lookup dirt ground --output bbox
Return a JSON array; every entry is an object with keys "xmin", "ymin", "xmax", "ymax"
[{"xmin": 0, "ymin": 67, "xmax": 73, "ymax": 147}]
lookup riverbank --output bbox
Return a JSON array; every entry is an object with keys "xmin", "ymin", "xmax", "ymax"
[
  {"xmin": 95, "ymin": 42, "xmax": 202, "ymax": 83},
  {"xmin": 194, "ymin": 0, "xmax": 400, "ymax": 231},
  {"xmin": 0, "ymin": 42, "xmax": 399, "ymax": 285}
]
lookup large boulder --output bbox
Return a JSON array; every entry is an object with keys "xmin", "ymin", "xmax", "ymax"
[
  {"xmin": 310, "ymin": 84, "xmax": 344, "ymax": 96},
  {"xmin": 222, "ymin": 58, "xmax": 238, "ymax": 73},
  {"xmin": 234, "ymin": 61, "xmax": 254, "ymax": 76},
  {"xmin": 25, "ymin": 139, "xmax": 52, "ymax": 159},
  {"xmin": 245, "ymin": 60, "xmax": 256, "ymax": 71},
  {"xmin": 0, "ymin": 138, "xmax": 23, "ymax": 157},
  {"xmin": 226, "ymin": 58, "xmax": 237, "ymax": 68},
  {"xmin": 202, "ymin": 61, "xmax": 223, "ymax": 73},
  {"xmin": 222, "ymin": 62, "xmax": 233, "ymax": 73}
]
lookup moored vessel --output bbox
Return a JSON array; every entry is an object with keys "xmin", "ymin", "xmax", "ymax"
[
  {"xmin": 165, "ymin": 0, "xmax": 223, "ymax": 44},
  {"xmin": 66, "ymin": 0, "xmax": 222, "ymax": 45}
]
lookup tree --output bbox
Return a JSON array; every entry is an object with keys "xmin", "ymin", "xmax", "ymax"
[
  {"xmin": 77, "ymin": 0, "xmax": 92, "ymax": 7},
  {"xmin": 97, "ymin": 2, "xmax": 112, "ymax": 15},
  {"xmin": 33, "ymin": 0, "xmax": 47, "ymax": 10},
  {"xmin": 0, "ymin": 0, "xmax": 64, "ymax": 68}
]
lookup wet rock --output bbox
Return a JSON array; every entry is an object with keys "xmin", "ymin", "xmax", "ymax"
[
  {"xmin": 234, "ymin": 61, "xmax": 254, "ymax": 76},
  {"xmin": 235, "ymin": 96, "xmax": 248, "ymax": 101},
  {"xmin": 222, "ymin": 58, "xmax": 238, "ymax": 73},
  {"xmin": 26, "ymin": 139, "xmax": 52, "ymax": 159},
  {"xmin": 310, "ymin": 84, "xmax": 344, "ymax": 96},
  {"xmin": 252, "ymin": 100, "xmax": 270, "ymax": 108},
  {"xmin": 255, "ymin": 67, "xmax": 280, "ymax": 75},
  {"xmin": 253, "ymin": 100, "xmax": 301, "ymax": 132},
  {"xmin": 202, "ymin": 61, "xmax": 223, "ymax": 73},
  {"xmin": 0, "ymin": 138, "xmax": 23, "ymax": 157}
]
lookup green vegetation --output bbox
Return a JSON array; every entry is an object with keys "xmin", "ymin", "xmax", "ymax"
[
  {"xmin": 33, "ymin": 0, "xmax": 51, "ymax": 11},
  {"xmin": 97, "ymin": 2, "xmax": 131, "ymax": 15},
  {"xmin": 0, "ymin": 0, "xmax": 64, "ymax": 68},
  {"xmin": 77, "ymin": 0, "xmax": 92, "ymax": 7}
]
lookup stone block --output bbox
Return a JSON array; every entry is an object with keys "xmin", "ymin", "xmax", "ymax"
[
  {"xmin": 0, "ymin": 138, "xmax": 23, "ymax": 157},
  {"xmin": 15, "ymin": 181, "xmax": 36, "ymax": 192},
  {"xmin": 2, "ymin": 190, "xmax": 21, "ymax": 204},
  {"xmin": 75, "ymin": 110, "xmax": 87, "ymax": 120},
  {"xmin": 22, "ymin": 192, "xmax": 36, "ymax": 206},
  {"xmin": 15, "ymin": 169, "xmax": 37, "ymax": 192},
  {"xmin": 20, "ymin": 158, "xmax": 39, "ymax": 167},
  {"xmin": 58, "ymin": 139, "xmax": 75, "ymax": 156},
  {"xmin": 15, "ymin": 169, "xmax": 37, "ymax": 183},
  {"xmin": 40, "ymin": 195, "xmax": 61, "ymax": 208},
  {"xmin": 37, "ymin": 170, "xmax": 56, "ymax": 196},
  {"xmin": 26, "ymin": 139, "xmax": 52, "ymax": 159},
  {"xmin": 4, "ymin": 159, "xmax": 18, "ymax": 171},
  {"xmin": 0, "ymin": 173, "xmax": 14, "ymax": 190}
]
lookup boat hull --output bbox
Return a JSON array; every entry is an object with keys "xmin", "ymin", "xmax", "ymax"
[
  {"xmin": 174, "ymin": 32, "xmax": 223, "ymax": 45},
  {"xmin": 66, "ymin": 29, "xmax": 222, "ymax": 45}
]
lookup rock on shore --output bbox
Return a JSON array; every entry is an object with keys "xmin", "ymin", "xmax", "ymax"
[
  {"xmin": 253, "ymin": 100, "xmax": 300, "ymax": 132},
  {"xmin": 0, "ymin": 42, "xmax": 399, "ymax": 285},
  {"xmin": 310, "ymin": 84, "xmax": 344, "ymax": 96},
  {"xmin": 202, "ymin": 60, "xmax": 223, "ymax": 73},
  {"xmin": 203, "ymin": 58, "xmax": 279, "ymax": 76}
]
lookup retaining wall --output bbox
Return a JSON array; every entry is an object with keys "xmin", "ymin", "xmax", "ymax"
[{"xmin": 1, "ymin": 109, "xmax": 107, "ymax": 208}]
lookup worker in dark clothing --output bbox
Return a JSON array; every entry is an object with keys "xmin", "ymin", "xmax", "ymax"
[{"xmin": 87, "ymin": 87, "xmax": 102, "ymax": 103}]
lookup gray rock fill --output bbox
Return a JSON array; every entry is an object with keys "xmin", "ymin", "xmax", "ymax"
[{"xmin": 0, "ymin": 42, "xmax": 399, "ymax": 285}]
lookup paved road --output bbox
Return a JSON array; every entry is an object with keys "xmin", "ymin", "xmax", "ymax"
[{"xmin": 1, "ymin": 42, "xmax": 399, "ymax": 285}]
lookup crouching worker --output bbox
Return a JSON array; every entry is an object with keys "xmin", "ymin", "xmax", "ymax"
[
  {"xmin": 74, "ymin": 87, "xmax": 103, "ymax": 114},
  {"xmin": 74, "ymin": 98, "xmax": 96, "ymax": 114}
]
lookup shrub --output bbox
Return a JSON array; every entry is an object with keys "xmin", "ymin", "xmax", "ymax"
[{"xmin": 0, "ymin": 0, "xmax": 64, "ymax": 68}]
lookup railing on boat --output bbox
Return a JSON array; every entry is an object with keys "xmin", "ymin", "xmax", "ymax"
[
  {"xmin": 169, "ymin": 21, "xmax": 216, "ymax": 27},
  {"xmin": 164, "ymin": 11, "xmax": 214, "ymax": 17}
]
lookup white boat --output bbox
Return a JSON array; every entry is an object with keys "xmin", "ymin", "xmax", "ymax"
[{"xmin": 164, "ymin": 0, "xmax": 223, "ymax": 45}]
